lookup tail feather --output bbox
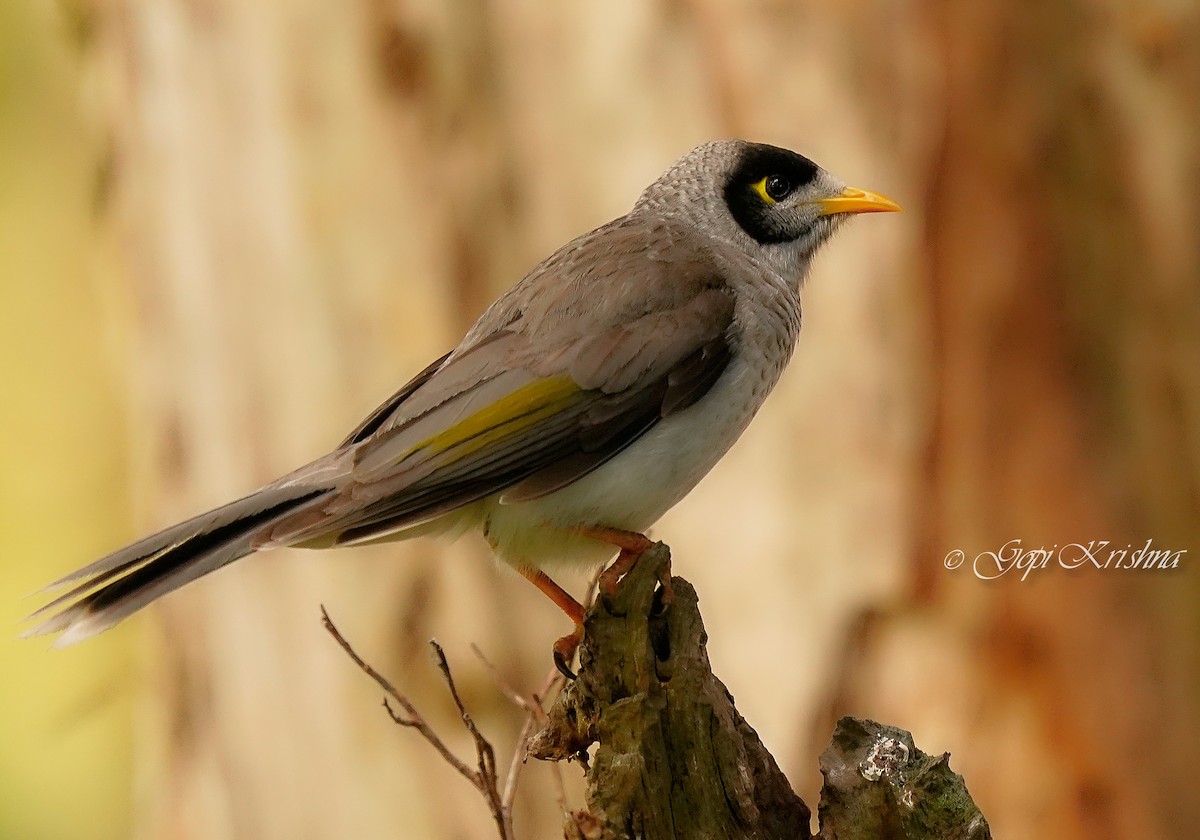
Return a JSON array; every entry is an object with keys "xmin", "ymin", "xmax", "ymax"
[{"xmin": 24, "ymin": 485, "xmax": 328, "ymax": 645}]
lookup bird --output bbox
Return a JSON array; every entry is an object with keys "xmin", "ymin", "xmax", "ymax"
[{"xmin": 24, "ymin": 139, "xmax": 898, "ymax": 674}]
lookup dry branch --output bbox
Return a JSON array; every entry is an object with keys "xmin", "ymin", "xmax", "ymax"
[{"xmin": 321, "ymin": 607, "xmax": 519, "ymax": 839}]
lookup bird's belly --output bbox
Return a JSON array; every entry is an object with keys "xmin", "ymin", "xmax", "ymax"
[{"xmin": 479, "ymin": 352, "xmax": 784, "ymax": 573}]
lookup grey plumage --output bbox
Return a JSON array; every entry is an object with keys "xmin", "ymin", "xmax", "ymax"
[
  {"xmin": 26, "ymin": 481, "xmax": 331, "ymax": 641},
  {"xmin": 25, "ymin": 139, "xmax": 898, "ymax": 646}
]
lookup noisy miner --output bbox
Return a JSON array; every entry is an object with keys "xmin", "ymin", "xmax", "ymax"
[{"xmin": 26, "ymin": 140, "xmax": 898, "ymax": 674}]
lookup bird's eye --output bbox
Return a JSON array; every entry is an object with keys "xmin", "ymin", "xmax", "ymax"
[
  {"xmin": 751, "ymin": 174, "xmax": 794, "ymax": 205},
  {"xmin": 765, "ymin": 175, "xmax": 792, "ymax": 201}
]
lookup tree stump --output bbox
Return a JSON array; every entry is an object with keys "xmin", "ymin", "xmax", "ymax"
[{"xmin": 531, "ymin": 543, "xmax": 991, "ymax": 840}]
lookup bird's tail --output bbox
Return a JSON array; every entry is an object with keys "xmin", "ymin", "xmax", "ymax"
[{"xmin": 23, "ymin": 475, "xmax": 334, "ymax": 647}]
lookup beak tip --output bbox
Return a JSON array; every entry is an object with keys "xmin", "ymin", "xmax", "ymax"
[{"xmin": 817, "ymin": 187, "xmax": 902, "ymax": 216}]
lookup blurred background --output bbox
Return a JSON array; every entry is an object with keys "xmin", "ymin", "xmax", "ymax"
[{"xmin": 2, "ymin": 1, "xmax": 1198, "ymax": 838}]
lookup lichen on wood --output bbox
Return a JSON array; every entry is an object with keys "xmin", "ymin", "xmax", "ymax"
[{"xmin": 816, "ymin": 717, "xmax": 991, "ymax": 840}]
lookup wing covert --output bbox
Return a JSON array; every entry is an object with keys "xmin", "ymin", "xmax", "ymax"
[{"xmin": 271, "ymin": 219, "xmax": 740, "ymax": 546}]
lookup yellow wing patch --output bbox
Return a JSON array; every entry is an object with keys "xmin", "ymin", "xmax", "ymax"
[{"xmin": 410, "ymin": 375, "xmax": 581, "ymax": 461}]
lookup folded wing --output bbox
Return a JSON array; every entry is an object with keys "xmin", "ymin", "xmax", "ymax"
[{"xmin": 268, "ymin": 282, "xmax": 735, "ymax": 546}]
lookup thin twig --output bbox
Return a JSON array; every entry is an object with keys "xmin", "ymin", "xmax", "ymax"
[
  {"xmin": 471, "ymin": 643, "xmax": 549, "ymax": 717},
  {"xmin": 502, "ymin": 712, "xmax": 538, "ymax": 811},
  {"xmin": 530, "ymin": 670, "xmax": 572, "ymax": 815},
  {"xmin": 429, "ymin": 640, "xmax": 508, "ymax": 837},
  {"xmin": 471, "ymin": 644, "xmax": 543, "ymax": 820},
  {"xmin": 584, "ymin": 564, "xmax": 603, "ymax": 610},
  {"xmin": 473, "ymin": 644, "xmax": 570, "ymax": 817},
  {"xmin": 321, "ymin": 606, "xmax": 511, "ymax": 839}
]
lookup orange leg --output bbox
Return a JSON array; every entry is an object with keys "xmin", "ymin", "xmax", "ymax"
[
  {"xmin": 519, "ymin": 567, "xmax": 586, "ymax": 625},
  {"xmin": 571, "ymin": 524, "xmax": 655, "ymax": 554},
  {"xmin": 517, "ymin": 567, "xmax": 586, "ymax": 678},
  {"xmin": 518, "ymin": 526, "xmax": 669, "ymax": 679}
]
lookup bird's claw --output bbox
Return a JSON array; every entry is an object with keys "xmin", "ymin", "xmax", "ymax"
[{"xmin": 552, "ymin": 626, "xmax": 583, "ymax": 680}]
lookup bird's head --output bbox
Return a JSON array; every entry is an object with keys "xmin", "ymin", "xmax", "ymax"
[{"xmin": 635, "ymin": 139, "xmax": 899, "ymax": 282}]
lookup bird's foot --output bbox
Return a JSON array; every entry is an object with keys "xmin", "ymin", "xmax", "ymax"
[
  {"xmin": 574, "ymin": 527, "xmax": 674, "ymax": 616},
  {"xmin": 571, "ymin": 525, "xmax": 656, "ymax": 603},
  {"xmin": 521, "ymin": 527, "xmax": 668, "ymax": 680}
]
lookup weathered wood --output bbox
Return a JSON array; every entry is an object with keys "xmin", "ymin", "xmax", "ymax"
[
  {"xmin": 531, "ymin": 543, "xmax": 811, "ymax": 839},
  {"xmin": 816, "ymin": 717, "xmax": 990, "ymax": 840},
  {"xmin": 532, "ymin": 544, "xmax": 990, "ymax": 839}
]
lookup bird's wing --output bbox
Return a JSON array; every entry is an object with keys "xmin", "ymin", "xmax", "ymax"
[
  {"xmin": 338, "ymin": 351, "xmax": 452, "ymax": 447},
  {"xmin": 266, "ymin": 218, "xmax": 738, "ymax": 546}
]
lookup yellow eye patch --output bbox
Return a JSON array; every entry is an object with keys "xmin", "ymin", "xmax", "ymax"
[{"xmin": 750, "ymin": 176, "xmax": 777, "ymax": 205}]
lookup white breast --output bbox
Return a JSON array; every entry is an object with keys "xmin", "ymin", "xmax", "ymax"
[{"xmin": 479, "ymin": 289, "xmax": 798, "ymax": 574}]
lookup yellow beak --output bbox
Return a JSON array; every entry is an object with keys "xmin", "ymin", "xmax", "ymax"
[{"xmin": 815, "ymin": 186, "xmax": 901, "ymax": 216}]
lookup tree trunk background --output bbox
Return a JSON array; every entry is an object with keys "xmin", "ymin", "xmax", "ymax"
[{"xmin": 2, "ymin": 1, "xmax": 1197, "ymax": 839}]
